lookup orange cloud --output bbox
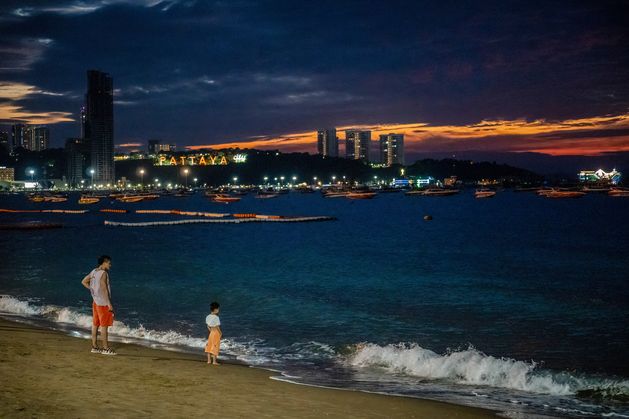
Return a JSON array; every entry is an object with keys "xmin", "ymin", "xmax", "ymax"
[
  {"xmin": 0, "ymin": 81, "xmax": 72, "ymax": 124},
  {"xmin": 116, "ymin": 143, "xmax": 143, "ymax": 148},
  {"xmin": 0, "ymin": 104, "xmax": 74, "ymax": 124},
  {"xmin": 186, "ymin": 113, "xmax": 629, "ymax": 156}
]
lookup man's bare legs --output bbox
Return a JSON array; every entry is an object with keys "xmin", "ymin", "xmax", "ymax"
[
  {"xmin": 207, "ymin": 353, "xmax": 212, "ymax": 364},
  {"xmin": 101, "ymin": 326, "xmax": 109, "ymax": 349},
  {"xmin": 91, "ymin": 325, "xmax": 99, "ymax": 348}
]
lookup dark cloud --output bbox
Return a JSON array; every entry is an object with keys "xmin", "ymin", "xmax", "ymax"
[{"xmin": 0, "ymin": 0, "xmax": 627, "ymax": 151}]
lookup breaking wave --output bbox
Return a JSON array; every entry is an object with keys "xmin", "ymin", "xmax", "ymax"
[{"xmin": 346, "ymin": 343, "xmax": 629, "ymax": 401}]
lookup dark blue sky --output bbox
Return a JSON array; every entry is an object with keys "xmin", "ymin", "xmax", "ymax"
[{"xmin": 1, "ymin": 0, "xmax": 628, "ymax": 158}]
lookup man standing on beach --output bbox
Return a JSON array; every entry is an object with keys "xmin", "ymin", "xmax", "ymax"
[{"xmin": 81, "ymin": 255, "xmax": 116, "ymax": 355}]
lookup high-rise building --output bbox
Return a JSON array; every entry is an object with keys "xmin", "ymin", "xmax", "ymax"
[
  {"xmin": 0, "ymin": 131, "xmax": 9, "ymax": 153},
  {"xmin": 65, "ymin": 138, "xmax": 90, "ymax": 186},
  {"xmin": 80, "ymin": 105, "xmax": 87, "ymax": 138},
  {"xmin": 379, "ymin": 133, "xmax": 405, "ymax": 166},
  {"xmin": 148, "ymin": 139, "xmax": 160, "ymax": 154},
  {"xmin": 11, "ymin": 124, "xmax": 26, "ymax": 151},
  {"xmin": 24, "ymin": 126, "xmax": 49, "ymax": 151},
  {"xmin": 345, "ymin": 130, "xmax": 371, "ymax": 161},
  {"xmin": 317, "ymin": 128, "xmax": 338, "ymax": 157},
  {"xmin": 85, "ymin": 70, "xmax": 114, "ymax": 185}
]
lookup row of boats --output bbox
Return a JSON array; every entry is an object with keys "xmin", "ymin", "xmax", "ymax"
[{"xmin": 24, "ymin": 185, "xmax": 629, "ymax": 204}]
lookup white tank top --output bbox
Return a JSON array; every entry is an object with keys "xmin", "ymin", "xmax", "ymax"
[{"xmin": 89, "ymin": 269, "xmax": 111, "ymax": 306}]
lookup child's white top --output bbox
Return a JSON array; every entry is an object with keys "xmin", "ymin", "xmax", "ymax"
[{"xmin": 206, "ymin": 313, "xmax": 220, "ymax": 327}]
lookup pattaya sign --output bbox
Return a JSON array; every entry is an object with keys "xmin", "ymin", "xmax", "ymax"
[{"xmin": 155, "ymin": 153, "xmax": 247, "ymax": 166}]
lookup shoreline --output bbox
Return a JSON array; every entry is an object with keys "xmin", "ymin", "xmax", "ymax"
[{"xmin": 0, "ymin": 317, "xmax": 496, "ymax": 418}]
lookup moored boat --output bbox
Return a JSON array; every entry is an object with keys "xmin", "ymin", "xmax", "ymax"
[
  {"xmin": 346, "ymin": 192, "xmax": 377, "ymax": 200},
  {"xmin": 422, "ymin": 188, "xmax": 460, "ymax": 196},
  {"xmin": 322, "ymin": 191, "xmax": 348, "ymax": 198},
  {"xmin": 545, "ymin": 190, "xmax": 586, "ymax": 199},
  {"xmin": 43, "ymin": 196, "xmax": 68, "ymax": 203},
  {"xmin": 608, "ymin": 187, "xmax": 629, "ymax": 197},
  {"xmin": 78, "ymin": 196, "xmax": 100, "ymax": 205},
  {"xmin": 212, "ymin": 194, "xmax": 241, "ymax": 203},
  {"xmin": 475, "ymin": 189, "xmax": 496, "ymax": 198},
  {"xmin": 255, "ymin": 192, "xmax": 280, "ymax": 199},
  {"xmin": 117, "ymin": 195, "xmax": 145, "ymax": 203}
]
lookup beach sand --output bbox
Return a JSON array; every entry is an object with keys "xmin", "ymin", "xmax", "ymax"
[{"xmin": 0, "ymin": 318, "xmax": 495, "ymax": 418}]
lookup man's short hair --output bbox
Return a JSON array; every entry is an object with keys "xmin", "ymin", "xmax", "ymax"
[{"xmin": 98, "ymin": 255, "xmax": 111, "ymax": 266}]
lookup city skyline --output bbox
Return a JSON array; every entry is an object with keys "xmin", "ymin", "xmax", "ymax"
[{"xmin": 0, "ymin": 1, "xmax": 628, "ymax": 164}]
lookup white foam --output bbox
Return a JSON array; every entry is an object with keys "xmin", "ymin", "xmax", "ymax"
[
  {"xmin": 0, "ymin": 295, "xmax": 243, "ymax": 356},
  {"xmin": 346, "ymin": 343, "xmax": 629, "ymax": 397}
]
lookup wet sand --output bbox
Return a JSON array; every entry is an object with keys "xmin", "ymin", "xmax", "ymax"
[{"xmin": 0, "ymin": 318, "xmax": 495, "ymax": 418}]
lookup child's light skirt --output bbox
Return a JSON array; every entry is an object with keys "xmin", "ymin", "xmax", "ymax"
[{"xmin": 205, "ymin": 329, "xmax": 221, "ymax": 356}]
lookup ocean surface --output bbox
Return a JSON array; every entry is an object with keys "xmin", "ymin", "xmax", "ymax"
[{"xmin": 1, "ymin": 190, "xmax": 628, "ymax": 418}]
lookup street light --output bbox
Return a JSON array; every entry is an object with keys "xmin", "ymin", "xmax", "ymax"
[
  {"xmin": 263, "ymin": 176, "xmax": 269, "ymax": 185},
  {"xmin": 193, "ymin": 178, "xmax": 198, "ymax": 187},
  {"xmin": 28, "ymin": 169, "xmax": 34, "ymax": 181},
  {"xmin": 233, "ymin": 176, "xmax": 238, "ymax": 185},
  {"xmin": 313, "ymin": 176, "xmax": 317, "ymax": 185},
  {"xmin": 90, "ymin": 169, "xmax": 95, "ymax": 189},
  {"xmin": 332, "ymin": 175, "xmax": 336, "ymax": 184},
  {"xmin": 183, "ymin": 168, "xmax": 189, "ymax": 188},
  {"xmin": 292, "ymin": 176, "xmax": 297, "ymax": 184},
  {"xmin": 139, "ymin": 168, "xmax": 145, "ymax": 188}
]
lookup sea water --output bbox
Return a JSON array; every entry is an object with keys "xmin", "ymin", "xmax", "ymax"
[{"xmin": 1, "ymin": 191, "xmax": 628, "ymax": 417}]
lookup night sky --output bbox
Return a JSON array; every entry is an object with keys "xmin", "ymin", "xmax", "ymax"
[{"xmin": 1, "ymin": 0, "xmax": 628, "ymax": 165}]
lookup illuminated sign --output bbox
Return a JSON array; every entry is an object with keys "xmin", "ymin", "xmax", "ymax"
[
  {"xmin": 578, "ymin": 168, "xmax": 622, "ymax": 184},
  {"xmin": 155, "ymin": 153, "xmax": 247, "ymax": 166}
]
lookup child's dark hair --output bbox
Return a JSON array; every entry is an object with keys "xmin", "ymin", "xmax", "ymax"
[
  {"xmin": 98, "ymin": 255, "xmax": 111, "ymax": 265},
  {"xmin": 210, "ymin": 302, "xmax": 220, "ymax": 311}
]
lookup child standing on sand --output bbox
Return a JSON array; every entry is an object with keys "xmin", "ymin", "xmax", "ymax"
[{"xmin": 205, "ymin": 302, "xmax": 222, "ymax": 365}]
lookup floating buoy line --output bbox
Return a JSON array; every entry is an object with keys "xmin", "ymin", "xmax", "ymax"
[
  {"xmin": 0, "ymin": 208, "xmax": 335, "ymax": 226},
  {"xmin": 104, "ymin": 216, "xmax": 336, "ymax": 227}
]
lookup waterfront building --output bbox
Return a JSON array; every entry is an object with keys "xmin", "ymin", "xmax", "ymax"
[
  {"xmin": 148, "ymin": 140, "xmax": 176, "ymax": 154},
  {"xmin": 379, "ymin": 133, "xmax": 404, "ymax": 166},
  {"xmin": 317, "ymin": 128, "xmax": 338, "ymax": 157},
  {"xmin": 24, "ymin": 126, "xmax": 49, "ymax": 151},
  {"xmin": 578, "ymin": 168, "xmax": 622, "ymax": 185},
  {"xmin": 65, "ymin": 138, "xmax": 90, "ymax": 186},
  {"xmin": 0, "ymin": 166, "xmax": 14, "ymax": 182},
  {"xmin": 11, "ymin": 124, "xmax": 26, "ymax": 151},
  {"xmin": 345, "ymin": 130, "xmax": 371, "ymax": 161},
  {"xmin": 85, "ymin": 70, "xmax": 114, "ymax": 185},
  {"xmin": 0, "ymin": 131, "xmax": 9, "ymax": 153}
]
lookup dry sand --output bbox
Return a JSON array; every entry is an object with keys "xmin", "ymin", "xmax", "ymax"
[{"xmin": 0, "ymin": 318, "xmax": 495, "ymax": 418}]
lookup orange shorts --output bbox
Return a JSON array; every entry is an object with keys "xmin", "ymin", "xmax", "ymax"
[{"xmin": 92, "ymin": 302, "xmax": 114, "ymax": 327}]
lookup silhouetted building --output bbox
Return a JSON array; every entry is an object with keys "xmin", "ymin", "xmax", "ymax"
[
  {"xmin": 379, "ymin": 133, "xmax": 404, "ymax": 166},
  {"xmin": 85, "ymin": 70, "xmax": 114, "ymax": 185},
  {"xmin": 148, "ymin": 139, "xmax": 160, "ymax": 154},
  {"xmin": 0, "ymin": 131, "xmax": 9, "ymax": 153},
  {"xmin": 65, "ymin": 138, "xmax": 90, "ymax": 186},
  {"xmin": 317, "ymin": 128, "xmax": 338, "ymax": 157},
  {"xmin": 24, "ymin": 126, "xmax": 49, "ymax": 151},
  {"xmin": 11, "ymin": 124, "xmax": 26, "ymax": 151},
  {"xmin": 345, "ymin": 130, "xmax": 371, "ymax": 161}
]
